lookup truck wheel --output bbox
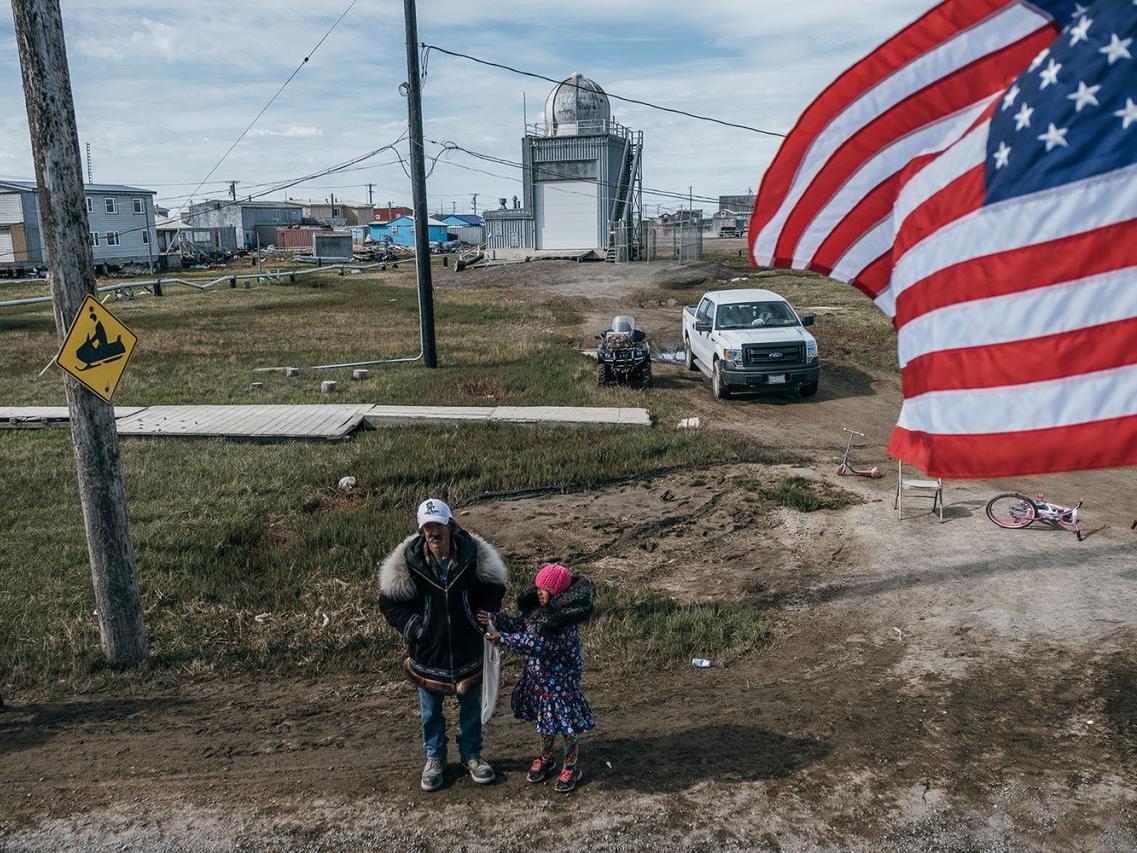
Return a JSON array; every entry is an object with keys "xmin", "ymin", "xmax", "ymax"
[
  {"xmin": 712, "ymin": 359, "xmax": 730, "ymax": 399},
  {"xmin": 799, "ymin": 381, "xmax": 819, "ymax": 398},
  {"xmin": 684, "ymin": 337, "xmax": 698, "ymax": 371},
  {"xmin": 597, "ymin": 362, "xmax": 611, "ymax": 385}
]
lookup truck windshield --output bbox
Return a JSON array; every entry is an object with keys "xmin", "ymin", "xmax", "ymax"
[{"xmin": 716, "ymin": 301, "xmax": 799, "ymax": 330}]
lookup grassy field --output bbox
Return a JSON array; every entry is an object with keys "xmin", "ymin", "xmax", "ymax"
[
  {"xmin": 0, "ymin": 267, "xmax": 626, "ymax": 409},
  {"xmin": 0, "ymin": 266, "xmax": 789, "ymax": 697}
]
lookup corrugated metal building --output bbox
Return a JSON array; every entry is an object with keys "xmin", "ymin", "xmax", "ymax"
[
  {"xmin": 0, "ymin": 180, "xmax": 158, "ymax": 272},
  {"xmin": 368, "ymin": 215, "xmax": 448, "ymax": 247},
  {"xmin": 313, "ymin": 233, "xmax": 353, "ymax": 260},
  {"xmin": 484, "ymin": 74, "xmax": 643, "ymax": 260},
  {"xmin": 185, "ymin": 199, "xmax": 303, "ymax": 249}
]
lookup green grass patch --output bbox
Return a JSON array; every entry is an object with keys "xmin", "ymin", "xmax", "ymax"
[
  {"xmin": 0, "ymin": 424, "xmax": 788, "ymax": 697},
  {"xmin": 742, "ymin": 475, "xmax": 861, "ymax": 513},
  {"xmin": 589, "ymin": 587, "xmax": 768, "ymax": 671}
]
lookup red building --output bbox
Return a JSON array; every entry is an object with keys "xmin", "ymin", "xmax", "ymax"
[{"xmin": 372, "ymin": 205, "xmax": 412, "ymax": 223}]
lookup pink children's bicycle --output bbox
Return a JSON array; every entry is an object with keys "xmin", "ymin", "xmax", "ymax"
[{"xmin": 985, "ymin": 493, "xmax": 1083, "ymax": 541}]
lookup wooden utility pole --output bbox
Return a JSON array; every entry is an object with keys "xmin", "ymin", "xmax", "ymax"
[
  {"xmin": 11, "ymin": 0, "xmax": 148, "ymax": 664},
  {"xmin": 402, "ymin": 0, "xmax": 437, "ymax": 368}
]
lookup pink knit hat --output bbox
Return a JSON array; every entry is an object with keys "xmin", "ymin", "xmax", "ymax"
[{"xmin": 534, "ymin": 563, "xmax": 572, "ymax": 597}]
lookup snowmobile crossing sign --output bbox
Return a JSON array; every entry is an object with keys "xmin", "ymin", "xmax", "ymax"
[{"xmin": 55, "ymin": 295, "xmax": 138, "ymax": 401}]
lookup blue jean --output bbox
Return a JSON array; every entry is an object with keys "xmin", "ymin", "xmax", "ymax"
[{"xmin": 419, "ymin": 685, "xmax": 483, "ymax": 761}]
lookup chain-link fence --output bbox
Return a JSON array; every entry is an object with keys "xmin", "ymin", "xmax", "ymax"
[{"xmin": 647, "ymin": 223, "xmax": 703, "ymax": 261}]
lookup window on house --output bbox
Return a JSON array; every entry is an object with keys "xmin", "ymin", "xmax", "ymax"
[
  {"xmin": 105, "ymin": 232, "xmax": 120, "ymax": 246},
  {"xmin": 132, "ymin": 198, "xmax": 144, "ymax": 215},
  {"xmin": 141, "ymin": 229, "xmax": 149, "ymax": 245},
  {"xmin": 85, "ymin": 197, "xmax": 93, "ymax": 213},
  {"xmin": 90, "ymin": 232, "xmax": 100, "ymax": 247},
  {"xmin": 104, "ymin": 198, "xmax": 118, "ymax": 214}
]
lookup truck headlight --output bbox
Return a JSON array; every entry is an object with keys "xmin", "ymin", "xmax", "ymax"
[
  {"xmin": 723, "ymin": 348, "xmax": 743, "ymax": 368},
  {"xmin": 805, "ymin": 340, "xmax": 818, "ymax": 362}
]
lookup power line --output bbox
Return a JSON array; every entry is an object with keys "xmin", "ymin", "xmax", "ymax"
[
  {"xmin": 110, "ymin": 135, "xmax": 407, "ymax": 239},
  {"xmin": 430, "ymin": 139, "xmax": 723, "ymax": 206},
  {"xmin": 180, "ymin": 0, "xmax": 360, "ymax": 211},
  {"xmin": 421, "ymin": 44, "xmax": 786, "ymax": 139}
]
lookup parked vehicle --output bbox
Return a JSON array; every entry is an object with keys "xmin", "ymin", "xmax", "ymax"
[
  {"xmin": 596, "ymin": 315, "xmax": 651, "ymax": 388},
  {"xmin": 718, "ymin": 227, "xmax": 742, "ymax": 238},
  {"xmin": 681, "ymin": 288, "xmax": 819, "ymax": 399}
]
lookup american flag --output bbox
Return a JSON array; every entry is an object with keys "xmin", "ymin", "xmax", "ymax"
[{"xmin": 749, "ymin": 0, "xmax": 1137, "ymax": 478}]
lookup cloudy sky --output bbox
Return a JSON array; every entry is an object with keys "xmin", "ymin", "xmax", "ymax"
[{"xmin": 0, "ymin": 1, "xmax": 926, "ymax": 216}]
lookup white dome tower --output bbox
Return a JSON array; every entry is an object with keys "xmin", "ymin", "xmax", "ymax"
[{"xmin": 544, "ymin": 73, "xmax": 611, "ymax": 136}]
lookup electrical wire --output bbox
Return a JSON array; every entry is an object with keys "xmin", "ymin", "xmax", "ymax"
[
  {"xmin": 430, "ymin": 139, "xmax": 723, "ymax": 206},
  {"xmin": 107, "ymin": 134, "xmax": 408, "ymax": 239},
  {"xmin": 421, "ymin": 44, "xmax": 786, "ymax": 139},
  {"xmin": 179, "ymin": 0, "xmax": 361, "ymax": 212}
]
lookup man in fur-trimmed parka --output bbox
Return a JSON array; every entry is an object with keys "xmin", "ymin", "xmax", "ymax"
[{"xmin": 379, "ymin": 498, "xmax": 507, "ymax": 791}]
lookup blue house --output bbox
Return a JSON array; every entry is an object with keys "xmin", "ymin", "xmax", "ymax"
[
  {"xmin": 368, "ymin": 214, "xmax": 448, "ymax": 247},
  {"xmin": 441, "ymin": 214, "xmax": 484, "ymax": 244}
]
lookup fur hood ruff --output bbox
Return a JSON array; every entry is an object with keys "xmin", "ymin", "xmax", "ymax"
[{"xmin": 379, "ymin": 531, "xmax": 507, "ymax": 600}]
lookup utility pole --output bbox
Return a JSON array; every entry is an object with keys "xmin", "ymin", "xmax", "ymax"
[
  {"xmin": 471, "ymin": 193, "xmax": 478, "ymax": 216},
  {"xmin": 229, "ymin": 180, "xmax": 237, "ymax": 202},
  {"xmin": 367, "ymin": 183, "xmax": 374, "ymax": 206},
  {"xmin": 402, "ymin": 0, "xmax": 437, "ymax": 368},
  {"xmin": 12, "ymin": 0, "xmax": 147, "ymax": 664}
]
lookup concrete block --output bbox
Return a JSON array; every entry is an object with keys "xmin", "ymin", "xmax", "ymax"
[{"xmin": 321, "ymin": 381, "xmax": 337, "ymax": 394}]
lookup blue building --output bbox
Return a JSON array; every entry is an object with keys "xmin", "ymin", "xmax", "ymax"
[
  {"xmin": 368, "ymin": 214, "xmax": 448, "ymax": 247},
  {"xmin": 441, "ymin": 214, "xmax": 484, "ymax": 244}
]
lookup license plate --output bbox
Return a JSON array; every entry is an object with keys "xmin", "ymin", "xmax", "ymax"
[{"xmin": 768, "ymin": 374, "xmax": 787, "ymax": 384}]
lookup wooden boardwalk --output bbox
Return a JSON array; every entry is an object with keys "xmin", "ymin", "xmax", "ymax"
[
  {"xmin": 0, "ymin": 404, "xmax": 651, "ymax": 441},
  {"xmin": 115, "ymin": 405, "xmax": 374, "ymax": 441},
  {"xmin": 1, "ymin": 406, "xmax": 143, "ymax": 429}
]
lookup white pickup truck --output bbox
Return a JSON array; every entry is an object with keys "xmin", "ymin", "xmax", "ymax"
[{"xmin": 682, "ymin": 288, "xmax": 820, "ymax": 399}]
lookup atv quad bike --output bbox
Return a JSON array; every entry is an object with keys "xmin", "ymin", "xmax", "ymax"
[{"xmin": 596, "ymin": 315, "xmax": 652, "ymax": 388}]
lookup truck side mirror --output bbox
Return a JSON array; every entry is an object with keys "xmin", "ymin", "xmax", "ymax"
[
  {"xmin": 695, "ymin": 320, "xmax": 712, "ymax": 333},
  {"xmin": 801, "ymin": 314, "xmax": 815, "ymax": 327}
]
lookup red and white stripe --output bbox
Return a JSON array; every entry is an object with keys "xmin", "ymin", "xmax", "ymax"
[{"xmin": 748, "ymin": 0, "xmax": 1137, "ymax": 478}]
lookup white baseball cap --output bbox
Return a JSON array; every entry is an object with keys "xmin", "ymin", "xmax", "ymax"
[{"xmin": 417, "ymin": 498, "xmax": 453, "ymax": 529}]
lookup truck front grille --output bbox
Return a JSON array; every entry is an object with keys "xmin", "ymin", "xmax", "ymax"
[{"xmin": 744, "ymin": 343, "xmax": 805, "ymax": 368}]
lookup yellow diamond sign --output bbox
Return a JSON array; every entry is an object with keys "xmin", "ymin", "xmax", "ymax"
[{"xmin": 55, "ymin": 295, "xmax": 138, "ymax": 401}]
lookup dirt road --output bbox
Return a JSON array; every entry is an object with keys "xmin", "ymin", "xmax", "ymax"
[{"xmin": 3, "ymin": 249, "xmax": 1136, "ymax": 850}]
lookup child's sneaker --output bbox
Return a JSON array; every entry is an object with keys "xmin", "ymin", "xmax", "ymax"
[
  {"xmin": 553, "ymin": 766, "xmax": 581, "ymax": 792},
  {"xmin": 527, "ymin": 756, "xmax": 556, "ymax": 783}
]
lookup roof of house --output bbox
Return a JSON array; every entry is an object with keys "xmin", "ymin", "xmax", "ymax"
[
  {"xmin": 371, "ymin": 215, "xmax": 448, "ymax": 227},
  {"xmin": 0, "ymin": 179, "xmax": 156, "ymax": 194},
  {"xmin": 443, "ymin": 214, "xmax": 483, "ymax": 226},
  {"xmin": 193, "ymin": 199, "xmax": 303, "ymax": 209}
]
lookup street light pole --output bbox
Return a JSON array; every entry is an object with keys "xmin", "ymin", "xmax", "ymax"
[{"xmin": 402, "ymin": 0, "xmax": 437, "ymax": 368}]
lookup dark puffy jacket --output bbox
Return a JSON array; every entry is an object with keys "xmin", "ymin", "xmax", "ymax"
[
  {"xmin": 378, "ymin": 527, "xmax": 507, "ymax": 690},
  {"xmin": 514, "ymin": 574, "xmax": 595, "ymax": 635}
]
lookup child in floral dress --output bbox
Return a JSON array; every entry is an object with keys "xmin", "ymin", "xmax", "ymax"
[{"xmin": 479, "ymin": 563, "xmax": 595, "ymax": 792}]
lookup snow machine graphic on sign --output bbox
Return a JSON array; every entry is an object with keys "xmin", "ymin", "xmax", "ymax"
[{"xmin": 74, "ymin": 308, "xmax": 126, "ymax": 370}]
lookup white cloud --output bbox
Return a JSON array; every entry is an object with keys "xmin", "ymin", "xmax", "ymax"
[
  {"xmin": 0, "ymin": 1, "xmax": 933, "ymax": 213},
  {"xmin": 247, "ymin": 126, "xmax": 324, "ymax": 138}
]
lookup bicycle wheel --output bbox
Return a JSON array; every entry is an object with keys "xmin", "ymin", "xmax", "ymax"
[{"xmin": 985, "ymin": 493, "xmax": 1037, "ymax": 529}]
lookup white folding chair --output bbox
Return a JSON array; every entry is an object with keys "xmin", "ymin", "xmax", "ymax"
[{"xmin": 894, "ymin": 460, "xmax": 944, "ymax": 522}]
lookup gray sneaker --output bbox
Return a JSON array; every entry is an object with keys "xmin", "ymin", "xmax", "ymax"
[
  {"xmin": 461, "ymin": 755, "xmax": 495, "ymax": 784},
  {"xmin": 421, "ymin": 757, "xmax": 445, "ymax": 792}
]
